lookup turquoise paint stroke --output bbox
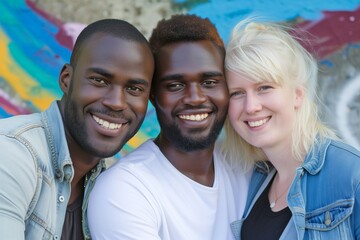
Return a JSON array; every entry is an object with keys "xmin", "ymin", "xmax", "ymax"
[
  {"xmin": 182, "ymin": 0, "xmax": 360, "ymax": 42},
  {"xmin": 0, "ymin": 1, "xmax": 69, "ymax": 91}
]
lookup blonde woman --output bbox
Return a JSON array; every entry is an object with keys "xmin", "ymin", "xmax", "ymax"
[{"xmin": 221, "ymin": 19, "xmax": 360, "ymax": 239}]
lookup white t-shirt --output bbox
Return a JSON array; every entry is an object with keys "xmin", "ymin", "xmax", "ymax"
[{"xmin": 88, "ymin": 140, "xmax": 250, "ymax": 240}]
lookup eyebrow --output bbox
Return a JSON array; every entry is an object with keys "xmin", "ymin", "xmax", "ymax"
[
  {"xmin": 87, "ymin": 67, "xmax": 149, "ymax": 86},
  {"xmin": 159, "ymin": 71, "xmax": 224, "ymax": 82},
  {"xmin": 128, "ymin": 79, "xmax": 150, "ymax": 87},
  {"xmin": 159, "ymin": 74, "xmax": 183, "ymax": 82},
  {"xmin": 87, "ymin": 67, "xmax": 113, "ymax": 78},
  {"xmin": 202, "ymin": 71, "xmax": 224, "ymax": 78}
]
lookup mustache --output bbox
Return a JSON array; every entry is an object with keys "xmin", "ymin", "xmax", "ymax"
[
  {"xmin": 176, "ymin": 104, "xmax": 216, "ymax": 112},
  {"xmin": 92, "ymin": 109, "xmax": 129, "ymax": 119}
]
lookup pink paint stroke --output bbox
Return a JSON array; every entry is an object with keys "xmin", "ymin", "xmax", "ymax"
[
  {"xmin": 26, "ymin": 0, "xmax": 86, "ymax": 50},
  {"xmin": 296, "ymin": 7, "xmax": 360, "ymax": 59},
  {"xmin": 0, "ymin": 96, "xmax": 31, "ymax": 115}
]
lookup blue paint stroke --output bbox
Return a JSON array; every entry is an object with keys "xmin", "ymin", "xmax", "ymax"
[
  {"xmin": 0, "ymin": 1, "xmax": 69, "ymax": 97},
  {"xmin": 183, "ymin": 0, "xmax": 360, "ymax": 42}
]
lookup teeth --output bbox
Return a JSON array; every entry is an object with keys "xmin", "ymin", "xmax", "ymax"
[
  {"xmin": 179, "ymin": 113, "xmax": 209, "ymax": 121},
  {"xmin": 92, "ymin": 115, "xmax": 122, "ymax": 130},
  {"xmin": 248, "ymin": 118, "xmax": 269, "ymax": 127}
]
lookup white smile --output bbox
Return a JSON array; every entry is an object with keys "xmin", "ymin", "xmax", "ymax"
[
  {"xmin": 92, "ymin": 115, "xmax": 123, "ymax": 130},
  {"xmin": 247, "ymin": 117, "xmax": 269, "ymax": 127},
  {"xmin": 179, "ymin": 113, "xmax": 209, "ymax": 121}
]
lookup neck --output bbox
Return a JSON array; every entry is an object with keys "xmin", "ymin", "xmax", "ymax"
[
  {"xmin": 263, "ymin": 143, "xmax": 303, "ymax": 211},
  {"xmin": 66, "ymin": 137, "xmax": 101, "ymax": 205},
  {"xmin": 263, "ymin": 143, "xmax": 302, "ymax": 178},
  {"xmin": 154, "ymin": 136, "xmax": 215, "ymax": 187}
]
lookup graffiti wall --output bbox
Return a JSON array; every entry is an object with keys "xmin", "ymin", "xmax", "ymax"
[{"xmin": 0, "ymin": 0, "xmax": 359, "ymax": 158}]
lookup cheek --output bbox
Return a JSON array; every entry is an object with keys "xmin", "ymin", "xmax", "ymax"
[
  {"xmin": 154, "ymin": 92, "xmax": 177, "ymax": 110},
  {"xmin": 74, "ymin": 83, "xmax": 103, "ymax": 103},
  {"xmin": 129, "ymin": 97, "xmax": 149, "ymax": 115},
  {"xmin": 228, "ymin": 100, "xmax": 243, "ymax": 127}
]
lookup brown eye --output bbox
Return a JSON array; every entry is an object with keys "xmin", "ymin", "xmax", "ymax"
[
  {"xmin": 126, "ymin": 86, "xmax": 144, "ymax": 96},
  {"xmin": 202, "ymin": 80, "xmax": 217, "ymax": 87},
  {"xmin": 167, "ymin": 82, "xmax": 184, "ymax": 91},
  {"xmin": 89, "ymin": 77, "xmax": 108, "ymax": 86}
]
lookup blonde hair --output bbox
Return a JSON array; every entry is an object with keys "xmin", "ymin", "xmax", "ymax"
[{"xmin": 220, "ymin": 19, "xmax": 338, "ymax": 171}]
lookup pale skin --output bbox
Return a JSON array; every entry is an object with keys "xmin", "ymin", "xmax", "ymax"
[{"xmin": 226, "ymin": 70, "xmax": 305, "ymax": 211}]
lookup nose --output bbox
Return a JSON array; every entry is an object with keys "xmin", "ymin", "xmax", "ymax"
[
  {"xmin": 102, "ymin": 87, "xmax": 128, "ymax": 111},
  {"xmin": 182, "ymin": 84, "xmax": 207, "ymax": 106},
  {"xmin": 245, "ymin": 92, "xmax": 262, "ymax": 114}
]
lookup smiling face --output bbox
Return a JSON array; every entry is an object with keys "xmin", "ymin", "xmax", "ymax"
[
  {"xmin": 152, "ymin": 41, "xmax": 229, "ymax": 151},
  {"xmin": 226, "ymin": 70, "xmax": 304, "ymax": 153},
  {"xmin": 60, "ymin": 34, "xmax": 154, "ymax": 158}
]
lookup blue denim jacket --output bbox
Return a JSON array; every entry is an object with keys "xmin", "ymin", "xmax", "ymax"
[
  {"xmin": 231, "ymin": 138, "xmax": 360, "ymax": 239},
  {"xmin": 0, "ymin": 101, "xmax": 105, "ymax": 240}
]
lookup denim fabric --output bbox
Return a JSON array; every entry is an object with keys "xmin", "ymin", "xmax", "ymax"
[
  {"xmin": 231, "ymin": 138, "xmax": 360, "ymax": 239},
  {"xmin": 0, "ymin": 101, "xmax": 105, "ymax": 240}
]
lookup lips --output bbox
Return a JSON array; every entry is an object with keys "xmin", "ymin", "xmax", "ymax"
[
  {"xmin": 92, "ymin": 115, "xmax": 123, "ymax": 130},
  {"xmin": 247, "ymin": 117, "xmax": 270, "ymax": 127}
]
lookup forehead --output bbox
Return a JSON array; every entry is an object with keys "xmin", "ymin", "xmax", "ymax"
[
  {"xmin": 78, "ymin": 33, "xmax": 153, "ymax": 68},
  {"xmin": 226, "ymin": 70, "xmax": 262, "ymax": 90},
  {"xmin": 155, "ymin": 40, "xmax": 224, "ymax": 77}
]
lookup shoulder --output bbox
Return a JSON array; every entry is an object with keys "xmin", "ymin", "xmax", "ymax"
[
  {"xmin": 113, "ymin": 140, "xmax": 160, "ymax": 169},
  {"xmin": 0, "ymin": 112, "xmax": 42, "ymax": 135},
  {"xmin": 324, "ymin": 140, "xmax": 360, "ymax": 169},
  {"xmin": 306, "ymin": 138, "xmax": 360, "ymax": 171},
  {"xmin": 0, "ymin": 111, "xmax": 53, "ymax": 167},
  {"xmin": 214, "ymin": 143, "xmax": 251, "ymax": 176},
  {"xmin": 89, "ymin": 141, "xmax": 165, "ymax": 218},
  {"xmin": 327, "ymin": 140, "xmax": 360, "ymax": 159},
  {"xmin": 95, "ymin": 140, "xmax": 162, "ymax": 185},
  {"xmin": 0, "ymin": 113, "xmax": 48, "ymax": 164}
]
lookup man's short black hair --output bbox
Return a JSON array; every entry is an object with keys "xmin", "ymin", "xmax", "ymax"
[
  {"xmin": 70, "ymin": 19, "xmax": 149, "ymax": 67},
  {"xmin": 149, "ymin": 14, "xmax": 224, "ymax": 56}
]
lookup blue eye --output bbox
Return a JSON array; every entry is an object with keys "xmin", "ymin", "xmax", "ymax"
[
  {"xmin": 230, "ymin": 91, "xmax": 245, "ymax": 98},
  {"xmin": 258, "ymin": 85, "xmax": 272, "ymax": 91}
]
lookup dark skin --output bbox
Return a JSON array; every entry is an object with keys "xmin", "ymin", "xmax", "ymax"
[
  {"xmin": 58, "ymin": 34, "xmax": 154, "ymax": 204},
  {"xmin": 154, "ymin": 136, "xmax": 216, "ymax": 186},
  {"xmin": 151, "ymin": 41, "xmax": 229, "ymax": 187}
]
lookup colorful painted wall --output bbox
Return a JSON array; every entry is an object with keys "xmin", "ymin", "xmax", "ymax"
[{"xmin": 1, "ymin": 0, "xmax": 359, "ymax": 157}]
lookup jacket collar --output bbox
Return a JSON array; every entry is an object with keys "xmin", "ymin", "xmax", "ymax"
[
  {"xmin": 41, "ymin": 101, "xmax": 73, "ymax": 182},
  {"xmin": 253, "ymin": 137, "xmax": 332, "ymax": 176},
  {"xmin": 301, "ymin": 137, "xmax": 331, "ymax": 175}
]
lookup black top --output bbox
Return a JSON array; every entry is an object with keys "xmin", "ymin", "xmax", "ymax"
[
  {"xmin": 241, "ymin": 177, "xmax": 292, "ymax": 240},
  {"xmin": 61, "ymin": 194, "xmax": 84, "ymax": 240}
]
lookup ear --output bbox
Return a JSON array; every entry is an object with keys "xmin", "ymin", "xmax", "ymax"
[
  {"xmin": 294, "ymin": 86, "xmax": 305, "ymax": 109},
  {"xmin": 59, "ymin": 64, "xmax": 72, "ymax": 95}
]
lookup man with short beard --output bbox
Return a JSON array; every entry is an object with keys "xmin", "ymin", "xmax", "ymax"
[
  {"xmin": 0, "ymin": 19, "xmax": 154, "ymax": 240},
  {"xmin": 88, "ymin": 14, "xmax": 249, "ymax": 240}
]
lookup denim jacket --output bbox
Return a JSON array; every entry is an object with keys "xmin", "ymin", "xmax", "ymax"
[
  {"xmin": 0, "ymin": 101, "xmax": 105, "ymax": 240},
  {"xmin": 231, "ymin": 138, "xmax": 360, "ymax": 239}
]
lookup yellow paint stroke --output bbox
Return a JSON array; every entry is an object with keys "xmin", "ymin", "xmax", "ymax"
[
  {"xmin": 127, "ymin": 130, "xmax": 149, "ymax": 148},
  {"xmin": 0, "ymin": 30, "xmax": 148, "ymax": 148},
  {"xmin": 0, "ymin": 30, "xmax": 55, "ymax": 111}
]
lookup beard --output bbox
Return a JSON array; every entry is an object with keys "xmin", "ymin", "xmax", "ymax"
[
  {"xmin": 157, "ymin": 113, "xmax": 225, "ymax": 152},
  {"xmin": 63, "ymin": 97, "xmax": 128, "ymax": 158}
]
